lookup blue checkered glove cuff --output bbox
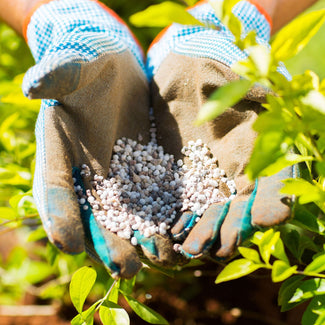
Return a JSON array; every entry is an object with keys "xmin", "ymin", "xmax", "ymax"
[
  {"xmin": 23, "ymin": 0, "xmax": 146, "ymax": 92},
  {"xmin": 147, "ymin": 0, "xmax": 290, "ymax": 80}
]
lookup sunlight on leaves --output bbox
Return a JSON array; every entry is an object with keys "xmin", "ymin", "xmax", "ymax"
[
  {"xmin": 123, "ymin": 294, "xmax": 168, "ymax": 324},
  {"xmin": 195, "ymin": 78, "xmax": 251, "ymax": 125},
  {"xmin": 129, "ymin": 1, "xmax": 204, "ymax": 28},
  {"xmin": 272, "ymin": 9, "xmax": 325, "ymax": 61},
  {"xmin": 70, "ymin": 266, "xmax": 97, "ymax": 314},
  {"xmin": 215, "ymin": 259, "xmax": 264, "ymax": 284}
]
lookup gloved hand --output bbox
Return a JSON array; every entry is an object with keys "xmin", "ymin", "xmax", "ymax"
[
  {"xmin": 148, "ymin": 0, "xmax": 294, "ymax": 260},
  {"xmin": 23, "ymin": 0, "xmax": 179, "ymax": 278}
]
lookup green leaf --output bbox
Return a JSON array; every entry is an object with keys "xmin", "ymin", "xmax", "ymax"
[
  {"xmin": 247, "ymin": 45, "xmax": 271, "ymax": 78},
  {"xmin": 302, "ymin": 295, "xmax": 325, "ymax": 325},
  {"xmin": 46, "ymin": 242, "xmax": 60, "ymax": 266},
  {"xmin": 238, "ymin": 247, "xmax": 261, "ymax": 264},
  {"xmin": 290, "ymin": 278, "xmax": 325, "ymax": 304},
  {"xmin": 71, "ymin": 314, "xmax": 85, "ymax": 325},
  {"xmin": 271, "ymin": 260, "xmax": 297, "ymax": 283},
  {"xmin": 258, "ymin": 229, "xmax": 279, "ymax": 264},
  {"xmin": 195, "ymin": 79, "xmax": 252, "ymax": 125},
  {"xmin": 305, "ymin": 254, "xmax": 325, "ymax": 274},
  {"xmin": 99, "ymin": 302, "xmax": 130, "ymax": 325},
  {"xmin": 215, "ymin": 259, "xmax": 264, "ymax": 284},
  {"xmin": 296, "ymin": 133, "xmax": 323, "ymax": 161},
  {"xmin": 245, "ymin": 131, "xmax": 287, "ymax": 180},
  {"xmin": 208, "ymin": 0, "xmax": 225, "ymax": 21},
  {"xmin": 253, "ymin": 229, "xmax": 289, "ymax": 264},
  {"xmin": 123, "ymin": 294, "xmax": 168, "ymax": 324},
  {"xmin": 1, "ymin": 89, "xmax": 40, "ymax": 112},
  {"xmin": 9, "ymin": 191, "xmax": 33, "ymax": 211},
  {"xmin": 282, "ymin": 229, "xmax": 301, "ymax": 260},
  {"xmin": 302, "ymin": 90, "xmax": 325, "ymax": 114},
  {"xmin": 119, "ymin": 277, "xmax": 136, "ymax": 296},
  {"xmin": 108, "ymin": 281, "xmax": 119, "ymax": 304},
  {"xmin": 273, "ymin": 236, "xmax": 290, "ymax": 265},
  {"xmin": 227, "ymin": 13, "xmax": 242, "ymax": 42},
  {"xmin": 222, "ymin": 0, "xmax": 241, "ymax": 14},
  {"xmin": 292, "ymin": 205, "xmax": 325, "ymax": 235},
  {"xmin": 278, "ymin": 275, "xmax": 305, "ymax": 312},
  {"xmin": 299, "ymin": 235, "xmax": 322, "ymax": 256},
  {"xmin": 315, "ymin": 313, "xmax": 325, "ymax": 325},
  {"xmin": 272, "ymin": 9, "xmax": 325, "ymax": 61},
  {"xmin": 129, "ymin": 2, "xmax": 204, "ymax": 28},
  {"xmin": 317, "ymin": 135, "xmax": 325, "ymax": 154},
  {"xmin": 0, "ymin": 207, "xmax": 17, "ymax": 220},
  {"xmin": 242, "ymin": 30, "xmax": 258, "ymax": 48},
  {"xmin": 257, "ymin": 153, "xmax": 313, "ymax": 178},
  {"xmin": 316, "ymin": 161, "xmax": 325, "ymax": 177},
  {"xmin": 250, "ymin": 231, "xmax": 264, "ymax": 245},
  {"xmin": 71, "ymin": 304, "xmax": 97, "ymax": 325},
  {"xmin": 287, "ymin": 70, "xmax": 319, "ymax": 98},
  {"xmin": 27, "ymin": 226, "xmax": 46, "ymax": 242},
  {"xmin": 0, "ymin": 166, "xmax": 31, "ymax": 186},
  {"xmin": 209, "ymin": 0, "xmax": 241, "ymax": 22},
  {"xmin": 70, "ymin": 266, "xmax": 97, "ymax": 314},
  {"xmin": 281, "ymin": 178, "xmax": 325, "ymax": 204}
]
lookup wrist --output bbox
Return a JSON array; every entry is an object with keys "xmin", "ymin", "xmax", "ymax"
[
  {"xmin": 249, "ymin": 0, "xmax": 276, "ymax": 20},
  {"xmin": 247, "ymin": 0, "xmax": 273, "ymax": 29},
  {"xmin": 0, "ymin": 0, "xmax": 41, "ymax": 36}
]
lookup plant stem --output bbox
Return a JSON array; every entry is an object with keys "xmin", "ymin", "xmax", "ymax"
[
  {"xmin": 95, "ymin": 278, "xmax": 118, "ymax": 311},
  {"xmin": 0, "ymin": 220, "xmax": 41, "ymax": 235},
  {"xmin": 296, "ymin": 270, "xmax": 325, "ymax": 278},
  {"xmin": 299, "ymin": 132, "xmax": 324, "ymax": 162},
  {"xmin": 0, "ymin": 214, "xmax": 39, "ymax": 227}
]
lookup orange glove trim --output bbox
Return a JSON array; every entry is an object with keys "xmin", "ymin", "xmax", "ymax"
[{"xmin": 23, "ymin": 0, "xmax": 144, "ymax": 56}]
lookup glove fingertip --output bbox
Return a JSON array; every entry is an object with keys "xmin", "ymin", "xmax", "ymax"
[
  {"xmin": 23, "ymin": 60, "xmax": 81, "ymax": 100},
  {"xmin": 74, "ymin": 168, "xmax": 142, "ymax": 279},
  {"xmin": 171, "ymin": 211, "xmax": 198, "ymax": 241}
]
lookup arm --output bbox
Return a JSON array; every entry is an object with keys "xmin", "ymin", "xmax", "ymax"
[
  {"xmin": 0, "ymin": 0, "xmax": 181, "ymax": 278},
  {"xmin": 0, "ymin": 0, "xmax": 40, "ymax": 35},
  {"xmin": 255, "ymin": 0, "xmax": 320, "ymax": 34}
]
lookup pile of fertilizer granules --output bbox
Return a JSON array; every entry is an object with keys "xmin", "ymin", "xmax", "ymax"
[{"xmin": 75, "ymin": 117, "xmax": 236, "ymax": 247}]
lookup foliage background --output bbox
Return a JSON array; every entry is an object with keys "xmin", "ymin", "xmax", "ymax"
[{"xmin": 0, "ymin": 0, "xmax": 325, "ymax": 324}]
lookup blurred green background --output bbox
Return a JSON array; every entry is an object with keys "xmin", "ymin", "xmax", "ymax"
[
  {"xmin": 285, "ymin": 0, "xmax": 325, "ymax": 79},
  {"xmin": 0, "ymin": 0, "xmax": 324, "ymax": 324}
]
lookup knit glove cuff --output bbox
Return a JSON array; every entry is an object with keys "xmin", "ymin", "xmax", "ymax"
[
  {"xmin": 23, "ymin": 0, "xmax": 145, "ymax": 77},
  {"xmin": 147, "ymin": 0, "xmax": 289, "ymax": 79}
]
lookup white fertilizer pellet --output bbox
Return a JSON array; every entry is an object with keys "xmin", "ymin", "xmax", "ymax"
[{"xmin": 75, "ymin": 117, "xmax": 236, "ymax": 246}]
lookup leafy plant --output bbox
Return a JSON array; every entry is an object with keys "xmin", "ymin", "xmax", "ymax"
[
  {"xmin": 192, "ymin": 0, "xmax": 325, "ymax": 324},
  {"xmin": 129, "ymin": 1, "xmax": 204, "ymax": 28},
  {"xmin": 0, "ymin": 23, "xmax": 93, "ymax": 309},
  {"xmin": 69, "ymin": 266, "xmax": 168, "ymax": 325},
  {"xmin": 129, "ymin": 0, "xmax": 325, "ymax": 322}
]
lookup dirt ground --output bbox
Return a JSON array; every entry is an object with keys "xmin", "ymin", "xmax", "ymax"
[{"xmin": 0, "ymin": 265, "xmax": 306, "ymax": 325}]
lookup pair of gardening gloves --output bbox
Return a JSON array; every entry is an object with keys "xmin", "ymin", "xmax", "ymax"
[{"xmin": 23, "ymin": 0, "xmax": 294, "ymax": 279}]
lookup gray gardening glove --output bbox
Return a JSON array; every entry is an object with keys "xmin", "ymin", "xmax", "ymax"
[
  {"xmin": 153, "ymin": 55, "xmax": 293, "ymax": 260},
  {"xmin": 23, "ymin": 0, "xmax": 179, "ymax": 278},
  {"xmin": 148, "ymin": 0, "xmax": 293, "ymax": 260}
]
